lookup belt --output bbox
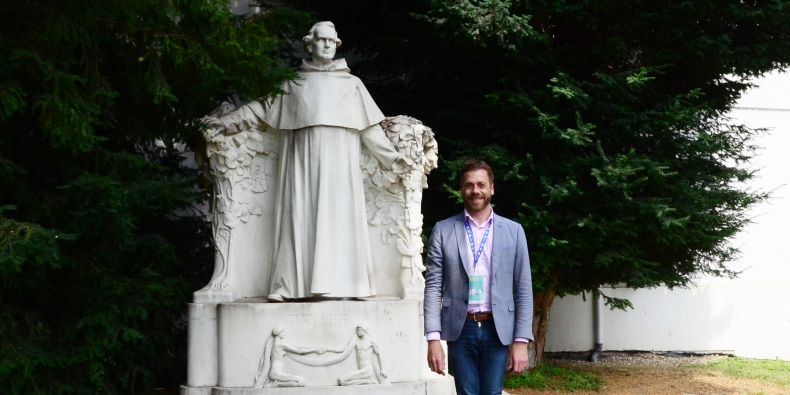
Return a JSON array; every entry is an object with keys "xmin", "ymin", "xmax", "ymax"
[{"xmin": 466, "ymin": 311, "xmax": 493, "ymax": 321}]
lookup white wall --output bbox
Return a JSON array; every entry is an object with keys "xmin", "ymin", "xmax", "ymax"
[{"xmin": 545, "ymin": 71, "xmax": 790, "ymax": 360}]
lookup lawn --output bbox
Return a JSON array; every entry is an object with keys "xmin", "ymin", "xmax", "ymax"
[
  {"xmin": 506, "ymin": 354, "xmax": 790, "ymax": 394},
  {"xmin": 698, "ymin": 357, "xmax": 790, "ymax": 388}
]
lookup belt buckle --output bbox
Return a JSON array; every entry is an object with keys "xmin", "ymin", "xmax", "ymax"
[{"xmin": 472, "ymin": 312, "xmax": 483, "ymax": 327}]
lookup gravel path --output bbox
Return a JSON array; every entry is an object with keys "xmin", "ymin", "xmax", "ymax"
[{"xmin": 556, "ymin": 350, "xmax": 731, "ymax": 367}]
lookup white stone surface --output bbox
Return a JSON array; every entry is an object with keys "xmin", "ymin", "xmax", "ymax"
[
  {"xmin": 363, "ymin": 116, "xmax": 438, "ymax": 299},
  {"xmin": 197, "ymin": 112, "xmax": 435, "ymax": 303},
  {"xmin": 217, "ymin": 299, "xmax": 427, "ymax": 387},
  {"xmin": 196, "ymin": 22, "xmax": 437, "ymax": 302},
  {"xmin": 188, "ymin": 304, "xmax": 219, "ymax": 386},
  {"xmin": 182, "ymin": 377, "xmax": 456, "ymax": 395},
  {"xmin": 195, "ymin": 126, "xmax": 282, "ymax": 303},
  {"xmin": 183, "ymin": 299, "xmax": 455, "ymax": 394},
  {"xmin": 187, "ymin": 21, "xmax": 445, "ymax": 393}
]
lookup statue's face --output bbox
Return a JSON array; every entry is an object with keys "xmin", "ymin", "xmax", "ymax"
[{"xmin": 309, "ymin": 25, "xmax": 338, "ymax": 64}]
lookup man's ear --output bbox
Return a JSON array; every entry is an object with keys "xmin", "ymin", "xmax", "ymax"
[{"xmin": 491, "ymin": 183, "xmax": 495, "ymax": 196}]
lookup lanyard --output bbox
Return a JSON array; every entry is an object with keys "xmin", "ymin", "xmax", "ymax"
[{"xmin": 464, "ymin": 216, "xmax": 492, "ymax": 270}]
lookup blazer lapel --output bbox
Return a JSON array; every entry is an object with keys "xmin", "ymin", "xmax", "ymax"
[
  {"xmin": 454, "ymin": 214, "xmax": 471, "ymax": 277},
  {"xmin": 491, "ymin": 213, "xmax": 506, "ymax": 278}
]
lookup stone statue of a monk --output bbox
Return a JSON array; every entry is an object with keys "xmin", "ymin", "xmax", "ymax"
[{"xmin": 204, "ymin": 21, "xmax": 401, "ymax": 301}]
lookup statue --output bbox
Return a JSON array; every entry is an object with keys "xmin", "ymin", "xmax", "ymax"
[
  {"xmin": 333, "ymin": 325, "xmax": 387, "ymax": 386},
  {"xmin": 253, "ymin": 327, "xmax": 324, "ymax": 387},
  {"xmin": 203, "ymin": 21, "xmax": 404, "ymax": 301},
  {"xmin": 253, "ymin": 324, "xmax": 386, "ymax": 388},
  {"xmin": 184, "ymin": 21, "xmax": 453, "ymax": 394}
]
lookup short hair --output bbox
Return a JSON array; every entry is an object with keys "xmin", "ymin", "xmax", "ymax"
[
  {"xmin": 460, "ymin": 159, "xmax": 494, "ymax": 185},
  {"xmin": 302, "ymin": 21, "xmax": 342, "ymax": 48}
]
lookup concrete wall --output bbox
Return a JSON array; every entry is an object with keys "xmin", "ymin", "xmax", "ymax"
[{"xmin": 545, "ymin": 71, "xmax": 790, "ymax": 361}]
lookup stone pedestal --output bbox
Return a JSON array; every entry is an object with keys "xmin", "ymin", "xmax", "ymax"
[
  {"xmin": 187, "ymin": 304, "xmax": 218, "ymax": 386},
  {"xmin": 183, "ymin": 379, "xmax": 455, "ymax": 395},
  {"xmin": 182, "ymin": 299, "xmax": 455, "ymax": 395}
]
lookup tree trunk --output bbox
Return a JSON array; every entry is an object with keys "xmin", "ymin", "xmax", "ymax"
[{"xmin": 528, "ymin": 290, "xmax": 556, "ymax": 369}]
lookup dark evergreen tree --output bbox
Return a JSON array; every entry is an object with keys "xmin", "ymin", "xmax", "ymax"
[{"xmin": 0, "ymin": 1, "xmax": 305, "ymax": 392}]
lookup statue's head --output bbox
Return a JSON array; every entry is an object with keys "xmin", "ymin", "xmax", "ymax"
[
  {"xmin": 356, "ymin": 324, "xmax": 368, "ymax": 337},
  {"xmin": 303, "ymin": 21, "xmax": 342, "ymax": 65},
  {"xmin": 272, "ymin": 326, "xmax": 284, "ymax": 337}
]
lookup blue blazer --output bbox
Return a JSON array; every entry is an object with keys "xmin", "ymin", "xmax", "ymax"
[{"xmin": 424, "ymin": 212, "xmax": 534, "ymax": 345}]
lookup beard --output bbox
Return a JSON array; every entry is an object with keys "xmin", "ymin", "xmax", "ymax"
[{"xmin": 463, "ymin": 194, "xmax": 491, "ymax": 213}]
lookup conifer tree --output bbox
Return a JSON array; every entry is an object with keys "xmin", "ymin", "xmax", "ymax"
[{"xmin": 0, "ymin": 1, "xmax": 302, "ymax": 392}]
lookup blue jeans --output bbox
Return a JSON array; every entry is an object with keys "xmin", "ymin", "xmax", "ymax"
[{"xmin": 447, "ymin": 319, "xmax": 509, "ymax": 395}]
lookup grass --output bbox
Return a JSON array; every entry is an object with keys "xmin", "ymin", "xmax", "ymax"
[
  {"xmin": 504, "ymin": 357, "xmax": 790, "ymax": 393},
  {"xmin": 505, "ymin": 363, "xmax": 603, "ymax": 392},
  {"xmin": 699, "ymin": 357, "xmax": 790, "ymax": 388}
]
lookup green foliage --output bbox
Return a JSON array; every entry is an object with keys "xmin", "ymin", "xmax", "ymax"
[
  {"xmin": 290, "ymin": 0, "xmax": 789, "ymax": 299},
  {"xmin": 0, "ymin": 0, "xmax": 299, "ymax": 392},
  {"xmin": 701, "ymin": 357, "xmax": 790, "ymax": 388},
  {"xmin": 505, "ymin": 362, "xmax": 603, "ymax": 391},
  {"xmin": 429, "ymin": 0, "xmax": 536, "ymax": 52}
]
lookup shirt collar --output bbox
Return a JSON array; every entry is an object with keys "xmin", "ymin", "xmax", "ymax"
[{"xmin": 464, "ymin": 208, "xmax": 494, "ymax": 228}]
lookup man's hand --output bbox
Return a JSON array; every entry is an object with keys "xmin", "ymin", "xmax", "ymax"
[
  {"xmin": 507, "ymin": 342, "xmax": 529, "ymax": 375},
  {"xmin": 427, "ymin": 340, "xmax": 446, "ymax": 375}
]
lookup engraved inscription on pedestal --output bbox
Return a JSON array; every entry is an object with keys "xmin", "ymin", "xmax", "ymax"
[{"xmin": 286, "ymin": 312, "xmax": 351, "ymax": 329}]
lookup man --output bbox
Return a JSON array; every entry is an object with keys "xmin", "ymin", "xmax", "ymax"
[
  {"xmin": 204, "ymin": 21, "xmax": 401, "ymax": 300},
  {"xmin": 424, "ymin": 159, "xmax": 534, "ymax": 395}
]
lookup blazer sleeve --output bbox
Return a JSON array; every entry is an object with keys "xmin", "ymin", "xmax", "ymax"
[
  {"xmin": 513, "ymin": 225, "xmax": 535, "ymax": 341},
  {"xmin": 424, "ymin": 224, "xmax": 444, "ymax": 335}
]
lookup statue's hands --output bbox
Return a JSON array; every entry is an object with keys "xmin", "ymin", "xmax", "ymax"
[{"xmin": 200, "ymin": 115, "xmax": 224, "ymax": 138}]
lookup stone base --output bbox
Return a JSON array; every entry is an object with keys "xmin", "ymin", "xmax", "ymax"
[
  {"xmin": 186, "ymin": 298, "xmax": 454, "ymax": 393},
  {"xmin": 193, "ymin": 288, "xmax": 235, "ymax": 304},
  {"xmin": 181, "ymin": 377, "xmax": 456, "ymax": 395}
]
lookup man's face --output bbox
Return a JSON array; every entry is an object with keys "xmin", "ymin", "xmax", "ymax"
[
  {"xmin": 309, "ymin": 25, "xmax": 338, "ymax": 64},
  {"xmin": 460, "ymin": 168, "xmax": 494, "ymax": 214}
]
